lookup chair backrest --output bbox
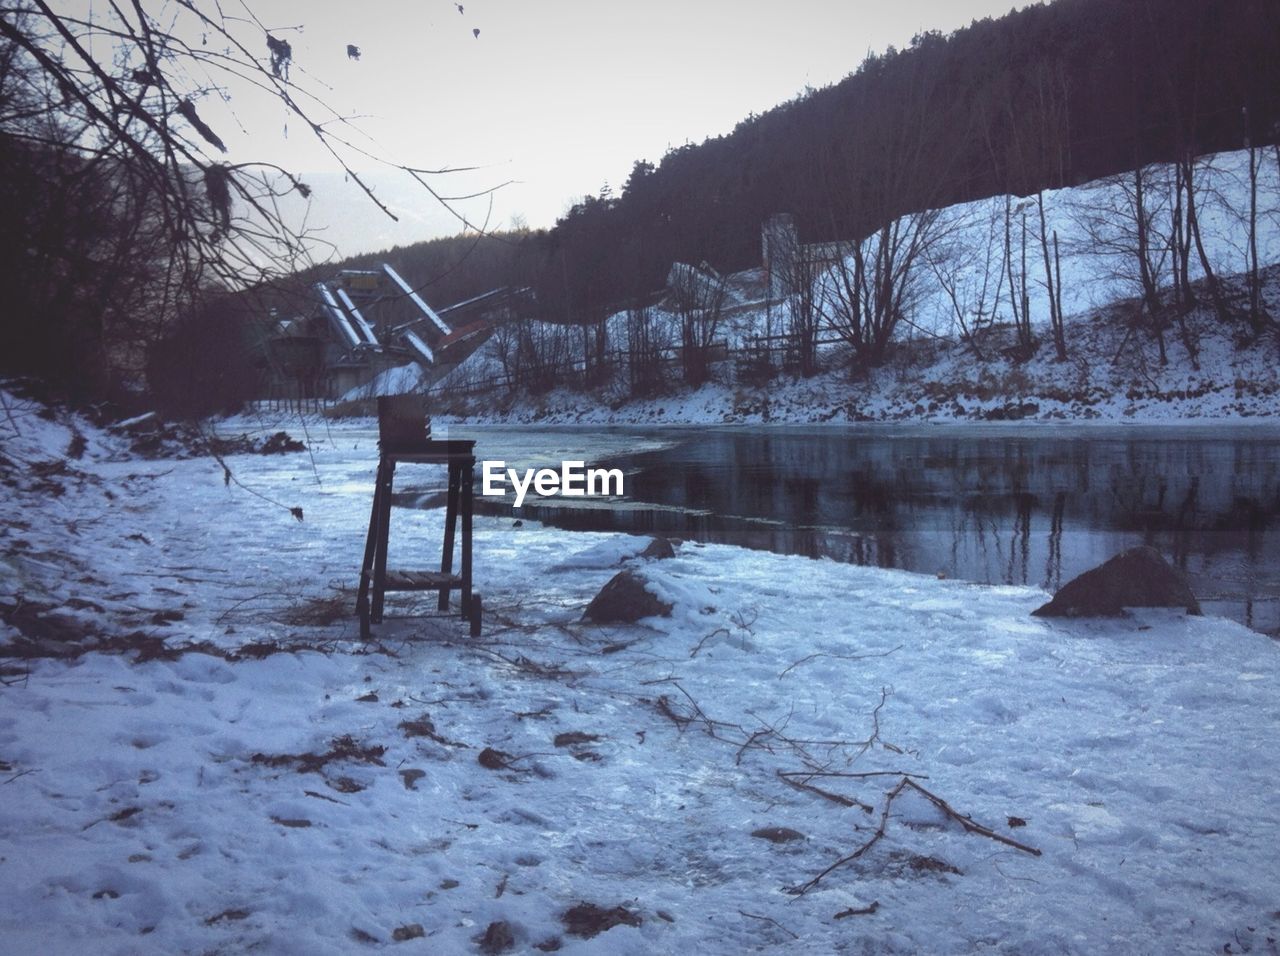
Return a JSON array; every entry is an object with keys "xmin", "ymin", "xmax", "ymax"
[{"xmin": 377, "ymin": 394, "xmax": 431, "ymax": 452}]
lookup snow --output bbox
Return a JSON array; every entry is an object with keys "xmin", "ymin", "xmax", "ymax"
[{"xmin": 3, "ymin": 392, "xmax": 1279, "ymax": 953}]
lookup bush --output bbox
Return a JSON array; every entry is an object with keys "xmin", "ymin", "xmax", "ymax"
[{"xmin": 147, "ymin": 294, "xmax": 258, "ymax": 418}]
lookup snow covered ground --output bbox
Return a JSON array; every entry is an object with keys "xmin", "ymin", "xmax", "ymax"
[{"xmin": 3, "ymin": 395, "xmax": 1279, "ymax": 953}]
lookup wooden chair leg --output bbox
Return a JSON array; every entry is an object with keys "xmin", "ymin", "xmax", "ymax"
[
  {"xmin": 371, "ymin": 458, "xmax": 394, "ymax": 622},
  {"xmin": 358, "ymin": 591, "xmax": 371, "ymax": 640},
  {"xmin": 439, "ymin": 462, "xmax": 460, "ymax": 611},
  {"xmin": 460, "ymin": 458, "xmax": 473, "ymax": 617},
  {"xmin": 356, "ymin": 458, "xmax": 383, "ymax": 615}
]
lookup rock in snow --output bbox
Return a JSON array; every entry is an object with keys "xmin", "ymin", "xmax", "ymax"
[
  {"xmin": 638, "ymin": 536, "xmax": 677, "ymax": 560},
  {"xmin": 582, "ymin": 570, "xmax": 673, "ymax": 622},
  {"xmin": 1032, "ymin": 545, "xmax": 1202, "ymax": 618}
]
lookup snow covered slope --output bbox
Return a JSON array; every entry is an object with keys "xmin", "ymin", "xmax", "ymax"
[{"xmin": 411, "ymin": 147, "xmax": 1280, "ymax": 425}]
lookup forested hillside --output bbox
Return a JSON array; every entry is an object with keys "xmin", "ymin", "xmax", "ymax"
[
  {"xmin": 529, "ymin": 0, "xmax": 1279, "ymax": 322},
  {"xmin": 176, "ymin": 0, "xmax": 1280, "ymax": 414},
  {"xmin": 315, "ymin": 0, "xmax": 1280, "ymax": 329}
]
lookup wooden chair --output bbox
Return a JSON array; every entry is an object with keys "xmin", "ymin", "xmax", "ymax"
[{"xmin": 356, "ymin": 395, "xmax": 481, "ymax": 638}]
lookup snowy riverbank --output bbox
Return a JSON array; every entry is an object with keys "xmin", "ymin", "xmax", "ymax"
[
  {"xmin": 362, "ymin": 150, "xmax": 1280, "ymax": 429},
  {"xmin": 417, "ymin": 282, "xmax": 1280, "ymax": 427},
  {"xmin": 2, "ymin": 398, "xmax": 1279, "ymax": 953}
]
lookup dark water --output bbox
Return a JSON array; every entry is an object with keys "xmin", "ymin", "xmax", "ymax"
[{"xmin": 505, "ymin": 425, "xmax": 1280, "ymax": 635}]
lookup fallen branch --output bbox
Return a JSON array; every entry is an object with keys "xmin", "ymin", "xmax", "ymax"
[
  {"xmin": 304, "ymin": 789, "xmax": 350, "ymax": 806},
  {"xmin": 793, "ymin": 776, "xmax": 1040, "ymax": 897},
  {"xmin": 205, "ymin": 443, "xmax": 303, "ymax": 522},
  {"xmin": 472, "ymin": 646, "xmax": 580, "ymax": 681},
  {"xmin": 655, "ymin": 694, "xmax": 693, "ymax": 730},
  {"xmin": 777, "ymin": 769, "xmax": 873, "ymax": 813},
  {"xmin": 780, "ymin": 770, "xmax": 928, "ymax": 781},
  {"xmin": 793, "ymin": 779, "xmax": 902, "ymax": 896},
  {"xmin": 214, "ymin": 590, "xmax": 285, "ymax": 625},
  {"xmin": 650, "ymin": 680, "xmax": 746, "ymax": 745},
  {"xmin": 736, "ymin": 703, "xmax": 795, "ymax": 765},
  {"xmin": 689, "ymin": 626, "xmax": 729, "ymax": 658},
  {"xmin": 898, "ymin": 778, "xmax": 1042, "ymax": 857}
]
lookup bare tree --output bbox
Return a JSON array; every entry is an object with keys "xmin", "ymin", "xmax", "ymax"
[
  {"xmin": 1034, "ymin": 193, "xmax": 1067, "ymax": 361},
  {"xmin": 1071, "ymin": 164, "xmax": 1179, "ymax": 365},
  {"xmin": 1002, "ymin": 196, "xmax": 1035, "ymax": 359},
  {"xmin": 0, "ymin": 2, "xmax": 484, "ymax": 393},
  {"xmin": 818, "ymin": 209, "xmax": 944, "ymax": 368},
  {"xmin": 761, "ymin": 214, "xmax": 823, "ymax": 378},
  {"xmin": 668, "ymin": 263, "xmax": 728, "ymax": 387},
  {"xmin": 515, "ymin": 319, "xmax": 573, "ymax": 394},
  {"xmin": 809, "ymin": 30, "xmax": 954, "ymax": 372},
  {"xmin": 491, "ymin": 320, "xmax": 522, "ymax": 394},
  {"xmin": 623, "ymin": 304, "xmax": 670, "ymax": 397},
  {"xmin": 1241, "ymin": 113, "xmax": 1271, "ymax": 335},
  {"xmin": 926, "ymin": 198, "xmax": 1006, "ymax": 359},
  {"xmin": 1023, "ymin": 60, "xmax": 1072, "ymax": 360},
  {"xmin": 582, "ymin": 312, "xmax": 613, "ymax": 388},
  {"xmin": 782, "ymin": 246, "xmax": 827, "ymax": 378}
]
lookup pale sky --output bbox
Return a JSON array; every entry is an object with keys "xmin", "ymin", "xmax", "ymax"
[{"xmin": 195, "ymin": 0, "xmax": 1034, "ymax": 253}]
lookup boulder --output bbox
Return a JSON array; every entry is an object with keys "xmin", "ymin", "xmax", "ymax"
[
  {"xmin": 638, "ymin": 536, "xmax": 676, "ymax": 560},
  {"xmin": 1032, "ymin": 546, "xmax": 1201, "ymax": 618},
  {"xmin": 582, "ymin": 570, "xmax": 672, "ymax": 623}
]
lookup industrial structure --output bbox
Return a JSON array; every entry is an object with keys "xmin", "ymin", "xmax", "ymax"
[{"xmin": 260, "ymin": 263, "xmax": 528, "ymax": 402}]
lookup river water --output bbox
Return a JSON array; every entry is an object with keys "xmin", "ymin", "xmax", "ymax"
[{"xmin": 452, "ymin": 423, "xmax": 1280, "ymax": 635}]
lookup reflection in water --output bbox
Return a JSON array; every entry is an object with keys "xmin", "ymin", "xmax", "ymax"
[{"xmin": 507, "ymin": 427, "xmax": 1280, "ymax": 635}]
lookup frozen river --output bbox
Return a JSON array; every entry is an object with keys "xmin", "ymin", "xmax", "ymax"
[{"xmin": 442, "ymin": 423, "xmax": 1280, "ymax": 634}]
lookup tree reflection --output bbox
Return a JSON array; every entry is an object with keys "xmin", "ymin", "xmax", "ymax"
[{"xmin": 508, "ymin": 428, "xmax": 1280, "ymax": 633}]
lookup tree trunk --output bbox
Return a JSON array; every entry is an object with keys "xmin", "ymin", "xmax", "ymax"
[
  {"xmin": 1037, "ymin": 192, "xmax": 1065, "ymax": 360},
  {"xmin": 1247, "ymin": 144, "xmax": 1262, "ymax": 333},
  {"xmin": 1133, "ymin": 166, "xmax": 1167, "ymax": 365}
]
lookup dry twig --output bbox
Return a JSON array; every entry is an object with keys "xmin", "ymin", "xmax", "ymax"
[
  {"xmin": 779, "ymin": 644, "xmax": 903, "ymax": 679},
  {"xmin": 777, "ymin": 770, "xmax": 873, "ymax": 813},
  {"xmin": 793, "ymin": 776, "xmax": 1040, "ymax": 897},
  {"xmin": 833, "ymin": 901, "xmax": 880, "ymax": 919},
  {"xmin": 737, "ymin": 910, "xmax": 798, "ymax": 940}
]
